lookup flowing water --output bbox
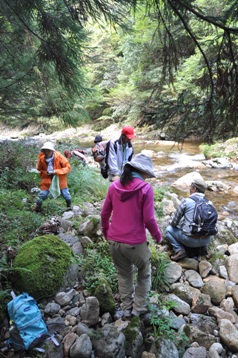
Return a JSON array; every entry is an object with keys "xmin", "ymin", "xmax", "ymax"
[
  {"xmin": 81, "ymin": 138, "xmax": 238, "ymax": 218},
  {"xmin": 134, "ymin": 140, "xmax": 238, "ymax": 219},
  {"xmin": 80, "ymin": 138, "xmax": 238, "ymax": 218}
]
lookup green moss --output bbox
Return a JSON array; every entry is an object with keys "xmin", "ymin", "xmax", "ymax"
[
  {"xmin": 13, "ymin": 234, "xmax": 73, "ymax": 299},
  {"xmin": 123, "ymin": 317, "xmax": 141, "ymax": 345},
  {"xmin": 94, "ymin": 278, "xmax": 116, "ymax": 314},
  {"xmin": 183, "ymin": 324, "xmax": 191, "ymax": 337}
]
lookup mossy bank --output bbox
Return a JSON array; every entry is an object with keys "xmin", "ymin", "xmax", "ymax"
[{"xmin": 12, "ymin": 234, "xmax": 73, "ymax": 299}]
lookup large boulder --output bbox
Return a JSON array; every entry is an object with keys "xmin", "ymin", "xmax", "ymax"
[{"xmin": 13, "ymin": 234, "xmax": 73, "ymax": 299}]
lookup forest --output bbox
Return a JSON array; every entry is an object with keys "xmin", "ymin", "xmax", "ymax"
[{"xmin": 1, "ymin": 0, "xmax": 238, "ymax": 142}]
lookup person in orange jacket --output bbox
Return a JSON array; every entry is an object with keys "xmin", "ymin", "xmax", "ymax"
[{"xmin": 34, "ymin": 142, "xmax": 72, "ymax": 212}]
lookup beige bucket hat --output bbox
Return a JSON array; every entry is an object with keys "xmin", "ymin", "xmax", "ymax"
[{"xmin": 41, "ymin": 142, "xmax": 55, "ymax": 151}]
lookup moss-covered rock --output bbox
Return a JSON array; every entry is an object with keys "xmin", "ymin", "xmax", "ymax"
[
  {"xmin": 13, "ymin": 234, "xmax": 73, "ymax": 299},
  {"xmin": 94, "ymin": 278, "xmax": 116, "ymax": 314}
]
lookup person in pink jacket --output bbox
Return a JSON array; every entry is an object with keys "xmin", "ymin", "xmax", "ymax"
[{"xmin": 101, "ymin": 153, "xmax": 162, "ymax": 319}]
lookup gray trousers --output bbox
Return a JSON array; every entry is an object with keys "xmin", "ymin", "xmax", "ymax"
[{"xmin": 108, "ymin": 240, "xmax": 151, "ymax": 313}]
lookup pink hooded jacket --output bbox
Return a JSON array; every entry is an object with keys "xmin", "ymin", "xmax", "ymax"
[{"xmin": 101, "ymin": 178, "xmax": 162, "ymax": 245}]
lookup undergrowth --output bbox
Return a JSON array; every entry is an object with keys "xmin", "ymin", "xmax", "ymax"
[
  {"xmin": 0, "ymin": 141, "xmax": 109, "ymax": 247},
  {"xmin": 77, "ymin": 240, "xmax": 118, "ymax": 294},
  {"xmin": 148, "ymin": 293, "xmax": 189, "ymax": 356}
]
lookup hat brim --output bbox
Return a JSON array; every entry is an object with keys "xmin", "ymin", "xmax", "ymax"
[
  {"xmin": 125, "ymin": 134, "xmax": 136, "ymax": 139},
  {"xmin": 41, "ymin": 146, "xmax": 55, "ymax": 151},
  {"xmin": 127, "ymin": 163, "xmax": 155, "ymax": 178}
]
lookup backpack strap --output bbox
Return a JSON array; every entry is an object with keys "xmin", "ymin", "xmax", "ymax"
[{"xmin": 50, "ymin": 334, "xmax": 60, "ymax": 346}]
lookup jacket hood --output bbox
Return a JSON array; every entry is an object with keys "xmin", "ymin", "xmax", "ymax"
[{"xmin": 112, "ymin": 178, "xmax": 148, "ymax": 202}]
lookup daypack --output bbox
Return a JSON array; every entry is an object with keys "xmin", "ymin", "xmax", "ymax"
[
  {"xmin": 92, "ymin": 142, "xmax": 106, "ymax": 163},
  {"xmin": 97, "ymin": 139, "xmax": 133, "ymax": 179},
  {"xmin": 91, "ymin": 140, "xmax": 117, "ymax": 179},
  {"xmin": 7, "ymin": 292, "xmax": 49, "ymax": 352},
  {"xmin": 190, "ymin": 196, "xmax": 218, "ymax": 237},
  {"xmin": 100, "ymin": 140, "xmax": 118, "ymax": 179}
]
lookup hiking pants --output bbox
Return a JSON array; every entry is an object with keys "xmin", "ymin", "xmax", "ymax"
[
  {"xmin": 37, "ymin": 188, "xmax": 71, "ymax": 203},
  {"xmin": 108, "ymin": 240, "xmax": 151, "ymax": 314},
  {"xmin": 166, "ymin": 225, "xmax": 213, "ymax": 253}
]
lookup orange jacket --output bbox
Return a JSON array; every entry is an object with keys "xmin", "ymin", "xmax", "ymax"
[{"xmin": 37, "ymin": 151, "xmax": 71, "ymax": 190}]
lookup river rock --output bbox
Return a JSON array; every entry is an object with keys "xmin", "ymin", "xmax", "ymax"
[
  {"xmin": 69, "ymin": 333, "xmax": 92, "ymax": 358},
  {"xmin": 171, "ymin": 283, "xmax": 200, "ymax": 305},
  {"xmin": 208, "ymin": 306, "xmax": 235, "ymax": 324},
  {"xmin": 202, "ymin": 276, "xmax": 226, "ymax": 305},
  {"xmin": 228, "ymin": 242, "xmax": 238, "ymax": 255},
  {"xmin": 91, "ymin": 324, "xmax": 126, "ymax": 358},
  {"xmin": 166, "ymin": 294, "xmax": 190, "ymax": 315},
  {"xmin": 202, "ymin": 158, "xmax": 232, "ymax": 169},
  {"xmin": 219, "ymin": 319, "xmax": 238, "ymax": 352},
  {"xmin": 182, "ymin": 346, "xmax": 207, "ymax": 358},
  {"xmin": 208, "ymin": 343, "xmax": 224, "ymax": 358},
  {"xmin": 199, "ymin": 260, "xmax": 212, "ymax": 278},
  {"xmin": 189, "ymin": 313, "xmax": 217, "ymax": 334},
  {"xmin": 80, "ymin": 296, "xmax": 100, "ymax": 327},
  {"xmin": 163, "ymin": 262, "xmax": 182, "ymax": 284},
  {"xmin": 62, "ymin": 332, "xmax": 77, "ymax": 357},
  {"xmin": 226, "ymin": 253, "xmax": 238, "ymax": 283},
  {"xmin": 184, "ymin": 270, "xmax": 204, "ymax": 288},
  {"xmin": 171, "ymin": 171, "xmax": 204, "ymax": 189},
  {"xmin": 180, "ymin": 324, "xmax": 216, "ymax": 349}
]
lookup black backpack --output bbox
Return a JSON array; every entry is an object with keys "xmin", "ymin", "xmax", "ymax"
[{"xmin": 190, "ymin": 196, "xmax": 218, "ymax": 237}]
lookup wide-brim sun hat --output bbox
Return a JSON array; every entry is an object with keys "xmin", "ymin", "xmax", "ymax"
[
  {"xmin": 41, "ymin": 142, "xmax": 55, "ymax": 151},
  {"xmin": 126, "ymin": 153, "xmax": 155, "ymax": 178},
  {"xmin": 121, "ymin": 126, "xmax": 136, "ymax": 139}
]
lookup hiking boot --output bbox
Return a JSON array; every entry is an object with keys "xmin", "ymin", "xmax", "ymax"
[
  {"xmin": 171, "ymin": 249, "xmax": 187, "ymax": 261},
  {"xmin": 65, "ymin": 200, "xmax": 72, "ymax": 211},
  {"xmin": 131, "ymin": 308, "xmax": 148, "ymax": 318},
  {"xmin": 122, "ymin": 309, "xmax": 132, "ymax": 320},
  {"xmin": 199, "ymin": 246, "xmax": 208, "ymax": 256},
  {"xmin": 32, "ymin": 203, "xmax": 42, "ymax": 213}
]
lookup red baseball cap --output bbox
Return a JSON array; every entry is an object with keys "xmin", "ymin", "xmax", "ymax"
[{"xmin": 121, "ymin": 126, "xmax": 136, "ymax": 139}]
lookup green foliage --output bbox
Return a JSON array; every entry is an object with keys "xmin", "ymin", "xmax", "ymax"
[
  {"xmin": 0, "ymin": 290, "xmax": 11, "ymax": 321},
  {"xmin": 149, "ymin": 293, "xmax": 177, "ymax": 340},
  {"xmin": 67, "ymin": 164, "xmax": 109, "ymax": 203},
  {"xmin": 0, "ymin": 141, "xmax": 39, "ymax": 190},
  {"xmin": 0, "ymin": 0, "xmax": 91, "ymax": 126},
  {"xmin": 150, "ymin": 244, "xmax": 170, "ymax": 292},
  {"xmin": 78, "ymin": 241, "xmax": 118, "ymax": 294},
  {"xmin": 84, "ymin": 0, "xmax": 238, "ymax": 142},
  {"xmin": 154, "ymin": 186, "xmax": 171, "ymax": 218},
  {"xmin": 154, "ymin": 186, "xmax": 170, "ymax": 202},
  {"xmin": 0, "ymin": 189, "xmax": 43, "ymax": 246},
  {"xmin": 200, "ymin": 143, "xmax": 222, "ymax": 159},
  {"xmin": 148, "ymin": 293, "xmax": 189, "ymax": 354}
]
